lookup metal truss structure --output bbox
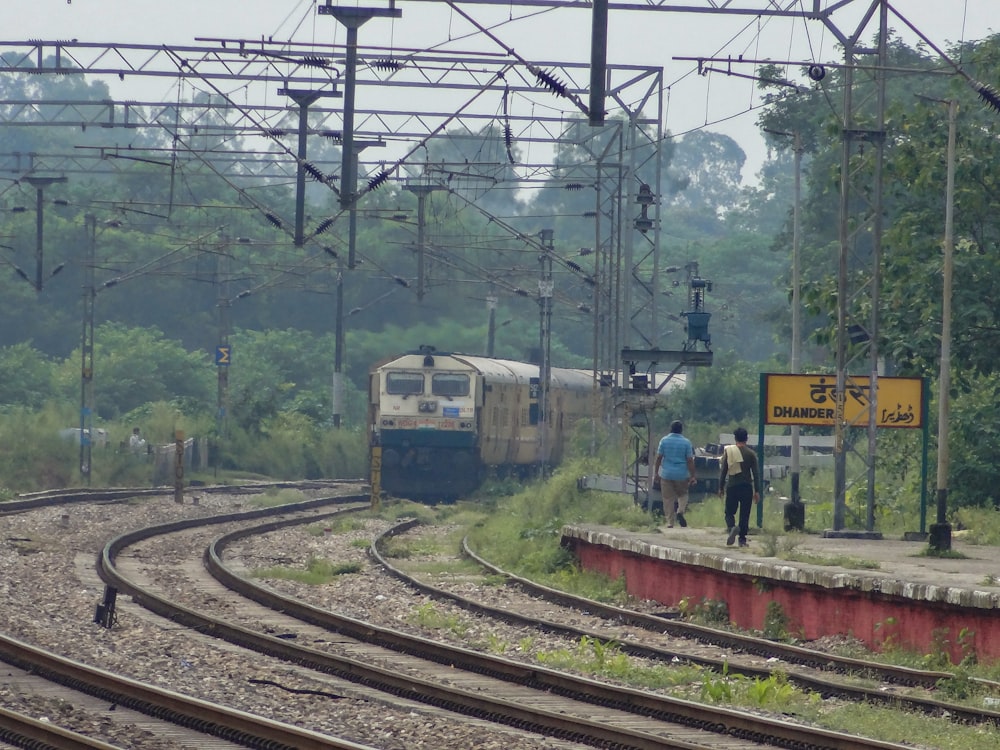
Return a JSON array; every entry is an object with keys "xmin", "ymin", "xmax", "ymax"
[
  {"xmin": 0, "ymin": 39, "xmax": 664, "ymax": 362},
  {"xmin": 2, "ymin": 1, "xmax": 969, "ymax": 519}
]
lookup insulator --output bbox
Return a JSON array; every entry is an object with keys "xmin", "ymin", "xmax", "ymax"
[
  {"xmin": 565, "ymin": 183, "xmax": 584, "ymax": 191},
  {"xmin": 566, "ymin": 261, "xmax": 582, "ymax": 272},
  {"xmin": 372, "ymin": 58, "xmax": 404, "ymax": 71},
  {"xmin": 264, "ymin": 128, "xmax": 285, "ymax": 139},
  {"xmin": 515, "ymin": 288, "xmax": 529, "ymax": 297},
  {"xmin": 323, "ymin": 246, "xmax": 338, "ymax": 258},
  {"xmin": 393, "ymin": 276, "xmax": 410, "ymax": 287},
  {"xmin": 314, "ymin": 218, "xmax": 334, "ymax": 235},
  {"xmin": 299, "ymin": 56, "xmax": 330, "ymax": 68},
  {"xmin": 264, "ymin": 213, "xmax": 282, "ymax": 228},
  {"xmin": 303, "ymin": 162, "xmax": 325, "ymax": 182},
  {"xmin": 535, "ymin": 69, "xmax": 567, "ymax": 97},
  {"xmin": 977, "ymin": 82, "xmax": 1000, "ymax": 113},
  {"xmin": 503, "ymin": 124, "xmax": 516, "ymax": 165},
  {"xmin": 368, "ymin": 170, "xmax": 390, "ymax": 191},
  {"xmin": 321, "ymin": 130, "xmax": 343, "ymax": 141}
]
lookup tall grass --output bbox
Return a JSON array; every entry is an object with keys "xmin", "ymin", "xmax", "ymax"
[
  {"xmin": 466, "ymin": 457, "xmax": 657, "ymax": 601},
  {"xmin": 0, "ymin": 402, "xmax": 369, "ymax": 495}
]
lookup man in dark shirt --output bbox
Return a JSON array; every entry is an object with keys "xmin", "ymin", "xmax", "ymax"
[{"xmin": 718, "ymin": 426, "xmax": 759, "ymax": 547}]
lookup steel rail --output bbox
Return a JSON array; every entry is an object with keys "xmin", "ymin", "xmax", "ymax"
[
  {"xmin": 202, "ymin": 512, "xmax": 916, "ymax": 749},
  {"xmin": 459, "ymin": 535, "xmax": 959, "ymax": 689},
  {"xmin": 370, "ymin": 525, "xmax": 1000, "ymax": 725},
  {"xmin": 0, "ymin": 705, "xmax": 126, "ymax": 750},
  {"xmin": 0, "ymin": 631, "xmax": 372, "ymax": 750}
]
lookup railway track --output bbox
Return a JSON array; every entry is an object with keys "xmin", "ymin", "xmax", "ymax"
[
  {"xmin": 0, "ymin": 703, "xmax": 123, "ymax": 750},
  {"xmin": 98, "ymin": 500, "xmax": 923, "ymax": 749},
  {"xmin": 0, "ymin": 482, "xmax": 381, "ymax": 750},
  {"xmin": 372, "ymin": 520, "xmax": 1000, "ymax": 723},
  {"xmin": 0, "ymin": 628, "xmax": 374, "ymax": 750},
  {"xmin": 4, "ymin": 485, "xmax": 996, "ymax": 748}
]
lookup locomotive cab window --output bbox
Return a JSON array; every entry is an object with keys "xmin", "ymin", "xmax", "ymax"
[
  {"xmin": 432, "ymin": 373, "xmax": 470, "ymax": 397},
  {"xmin": 386, "ymin": 372, "xmax": 425, "ymax": 395}
]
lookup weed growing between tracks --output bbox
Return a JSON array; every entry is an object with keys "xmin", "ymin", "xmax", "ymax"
[
  {"xmin": 372, "ymin": 463, "xmax": 1000, "ymax": 750},
  {"xmin": 251, "ymin": 557, "xmax": 363, "ymax": 584}
]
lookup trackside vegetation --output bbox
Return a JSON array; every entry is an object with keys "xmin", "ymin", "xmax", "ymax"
[{"xmin": 381, "ymin": 467, "xmax": 1000, "ymax": 750}]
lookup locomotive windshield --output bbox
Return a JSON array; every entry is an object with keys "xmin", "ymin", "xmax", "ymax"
[
  {"xmin": 432, "ymin": 373, "xmax": 470, "ymax": 397},
  {"xmin": 386, "ymin": 372, "xmax": 424, "ymax": 395}
]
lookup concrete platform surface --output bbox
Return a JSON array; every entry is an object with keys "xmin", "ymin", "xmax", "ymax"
[{"xmin": 642, "ymin": 524, "xmax": 1000, "ymax": 605}]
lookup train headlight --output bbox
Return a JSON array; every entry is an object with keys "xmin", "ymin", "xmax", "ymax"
[
  {"xmin": 418, "ymin": 400, "xmax": 438, "ymax": 413},
  {"xmin": 381, "ymin": 418, "xmax": 395, "ymax": 427}
]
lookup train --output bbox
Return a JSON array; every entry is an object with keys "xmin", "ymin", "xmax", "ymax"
[{"xmin": 369, "ymin": 345, "xmax": 601, "ymax": 501}]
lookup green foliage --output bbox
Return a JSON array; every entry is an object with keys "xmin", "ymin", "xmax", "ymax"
[
  {"xmin": 952, "ymin": 506, "xmax": 1000, "ymax": 545},
  {"xmin": 701, "ymin": 663, "xmax": 799, "ymax": 707},
  {"xmin": 0, "ymin": 405, "xmax": 84, "ymax": 490},
  {"xmin": 249, "ymin": 488, "xmax": 310, "ymax": 508},
  {"xmin": 252, "ymin": 556, "xmax": 361, "ymax": 584},
  {"xmin": 700, "ymin": 663, "xmax": 737, "ymax": 703},
  {"xmin": 218, "ymin": 415, "xmax": 367, "ymax": 480},
  {"xmin": 935, "ymin": 667, "xmax": 981, "ymax": 702},
  {"xmin": 677, "ymin": 596, "xmax": 730, "ymax": 627},
  {"xmin": 762, "ymin": 601, "xmax": 789, "ymax": 641},
  {"xmin": 310, "ymin": 515, "xmax": 369, "ymax": 535},
  {"xmin": 226, "ymin": 328, "xmax": 366, "ymax": 429},
  {"xmin": 943, "ymin": 373, "xmax": 1000, "ymax": 510},
  {"xmin": 54, "ymin": 324, "xmax": 215, "ymax": 421},
  {"xmin": 664, "ymin": 352, "xmax": 761, "ymax": 427},
  {"xmin": 745, "ymin": 671, "xmax": 797, "ymax": 706},
  {"xmin": 11, "ymin": 32, "xmax": 1000, "ymax": 532},
  {"xmin": 0, "ymin": 344, "xmax": 58, "ymax": 411},
  {"xmin": 409, "ymin": 602, "xmax": 469, "ymax": 637},
  {"xmin": 485, "ymin": 633, "xmax": 509, "ymax": 654},
  {"xmin": 127, "ymin": 401, "xmax": 215, "ymax": 448},
  {"xmin": 535, "ymin": 635, "xmax": 702, "ymax": 690},
  {"xmin": 466, "ymin": 458, "xmax": 659, "ymax": 601}
]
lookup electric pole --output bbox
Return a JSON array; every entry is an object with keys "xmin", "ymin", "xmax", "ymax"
[
  {"xmin": 931, "ymin": 98, "xmax": 958, "ymax": 553},
  {"xmin": 79, "ymin": 214, "xmax": 96, "ymax": 484},
  {"xmin": 21, "ymin": 175, "xmax": 67, "ymax": 291},
  {"xmin": 538, "ymin": 228, "xmax": 554, "ymax": 475}
]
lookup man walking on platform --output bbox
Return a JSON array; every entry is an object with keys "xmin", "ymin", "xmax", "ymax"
[
  {"xmin": 654, "ymin": 420, "xmax": 696, "ymax": 529},
  {"xmin": 719, "ymin": 426, "xmax": 760, "ymax": 547}
]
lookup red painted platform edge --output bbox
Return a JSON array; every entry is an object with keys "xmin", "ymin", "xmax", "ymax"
[{"xmin": 562, "ymin": 525, "xmax": 1000, "ymax": 663}]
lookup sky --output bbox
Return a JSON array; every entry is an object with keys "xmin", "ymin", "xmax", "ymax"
[{"xmin": 6, "ymin": 0, "xmax": 1000, "ymax": 184}]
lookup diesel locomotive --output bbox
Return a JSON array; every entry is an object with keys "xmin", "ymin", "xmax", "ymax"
[{"xmin": 369, "ymin": 346, "xmax": 600, "ymax": 500}]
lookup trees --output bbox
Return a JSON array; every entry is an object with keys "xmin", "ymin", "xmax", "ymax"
[
  {"xmin": 749, "ymin": 32, "xmax": 1000, "ymax": 512},
  {"xmin": 0, "ymin": 343, "xmax": 57, "ymax": 410},
  {"xmin": 54, "ymin": 323, "xmax": 214, "ymax": 420}
]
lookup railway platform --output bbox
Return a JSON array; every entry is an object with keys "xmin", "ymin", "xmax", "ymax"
[{"xmin": 561, "ymin": 522, "xmax": 1000, "ymax": 664}]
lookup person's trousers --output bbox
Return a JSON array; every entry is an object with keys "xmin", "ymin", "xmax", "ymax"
[
  {"xmin": 660, "ymin": 479, "xmax": 689, "ymax": 525},
  {"xmin": 724, "ymin": 484, "xmax": 754, "ymax": 540}
]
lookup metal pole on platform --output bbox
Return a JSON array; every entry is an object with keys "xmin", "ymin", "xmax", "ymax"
[{"xmin": 930, "ymin": 98, "xmax": 957, "ymax": 552}]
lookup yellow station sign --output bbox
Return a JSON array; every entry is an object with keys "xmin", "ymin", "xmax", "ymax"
[{"xmin": 764, "ymin": 373, "xmax": 924, "ymax": 428}]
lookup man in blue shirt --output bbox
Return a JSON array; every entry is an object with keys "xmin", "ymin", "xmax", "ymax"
[{"xmin": 654, "ymin": 420, "xmax": 696, "ymax": 528}]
